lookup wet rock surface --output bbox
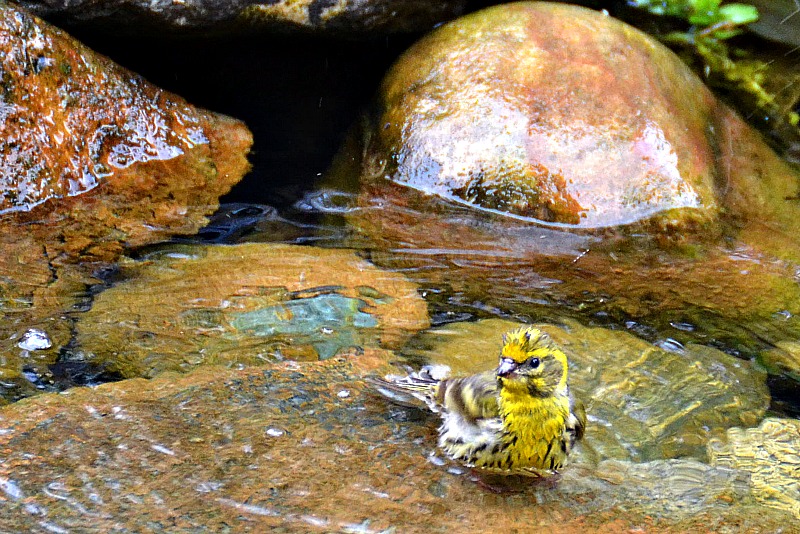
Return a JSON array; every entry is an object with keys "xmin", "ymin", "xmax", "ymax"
[
  {"xmin": 0, "ymin": 350, "xmax": 791, "ymax": 531},
  {"xmin": 760, "ymin": 340, "xmax": 800, "ymax": 383},
  {"xmin": 345, "ymin": 188, "xmax": 800, "ymax": 362},
  {"xmin": 74, "ymin": 243, "xmax": 429, "ymax": 378},
  {"xmin": 19, "ymin": 0, "xmax": 466, "ymax": 34},
  {"xmin": 350, "ymin": 2, "xmax": 799, "ymax": 236},
  {"xmin": 708, "ymin": 417, "xmax": 800, "ymax": 519},
  {"xmin": 0, "ymin": 3, "xmax": 251, "ymax": 399},
  {"xmin": 405, "ymin": 318, "xmax": 770, "ymax": 462},
  {"xmin": 0, "ymin": 2, "xmax": 252, "ymax": 262},
  {"xmin": 0, "ymin": 261, "xmax": 85, "ymax": 403}
]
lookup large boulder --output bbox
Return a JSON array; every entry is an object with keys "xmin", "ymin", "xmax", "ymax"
[
  {"xmin": 0, "ymin": 2, "xmax": 252, "ymax": 262},
  {"xmin": 0, "ymin": 2, "xmax": 252, "ymax": 400},
  {"xmin": 351, "ymin": 1, "xmax": 799, "ymax": 235},
  {"xmin": 323, "ymin": 1, "xmax": 800, "ymax": 355}
]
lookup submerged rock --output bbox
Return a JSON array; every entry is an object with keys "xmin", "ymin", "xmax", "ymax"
[
  {"xmin": 18, "ymin": 0, "xmax": 466, "ymax": 34},
  {"xmin": 760, "ymin": 340, "xmax": 800, "ymax": 383},
  {"xmin": 708, "ymin": 417, "xmax": 800, "ymax": 519},
  {"xmin": 0, "ymin": 351, "xmax": 792, "ymax": 531},
  {"xmin": 75, "ymin": 243, "xmax": 429, "ymax": 377},
  {"xmin": 405, "ymin": 318, "xmax": 769, "ymax": 462}
]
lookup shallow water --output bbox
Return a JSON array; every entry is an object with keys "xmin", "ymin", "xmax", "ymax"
[
  {"xmin": 2, "ymin": 9, "xmax": 800, "ymax": 529},
  {"xmin": 171, "ymin": 194, "xmax": 800, "ymax": 418}
]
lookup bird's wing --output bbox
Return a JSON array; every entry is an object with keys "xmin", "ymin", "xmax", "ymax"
[
  {"xmin": 367, "ymin": 372, "xmax": 441, "ymax": 412},
  {"xmin": 564, "ymin": 391, "xmax": 586, "ymax": 449},
  {"xmin": 437, "ymin": 371, "xmax": 500, "ymax": 423}
]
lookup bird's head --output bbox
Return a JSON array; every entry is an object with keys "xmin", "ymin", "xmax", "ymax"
[{"xmin": 496, "ymin": 326, "xmax": 568, "ymax": 397}]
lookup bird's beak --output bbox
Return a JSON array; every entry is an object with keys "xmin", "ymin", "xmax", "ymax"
[{"xmin": 496, "ymin": 358, "xmax": 518, "ymax": 378}]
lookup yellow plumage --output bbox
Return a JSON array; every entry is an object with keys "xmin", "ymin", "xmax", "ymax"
[{"xmin": 371, "ymin": 326, "xmax": 586, "ymax": 476}]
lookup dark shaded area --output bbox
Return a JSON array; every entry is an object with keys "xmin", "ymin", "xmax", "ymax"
[
  {"xmin": 56, "ymin": 26, "xmax": 417, "ymax": 209},
  {"xmin": 767, "ymin": 375, "xmax": 800, "ymax": 418}
]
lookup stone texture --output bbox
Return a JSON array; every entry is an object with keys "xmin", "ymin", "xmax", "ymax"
[
  {"xmin": 75, "ymin": 243, "xmax": 429, "ymax": 377},
  {"xmin": 760, "ymin": 340, "xmax": 800, "ymax": 383},
  {"xmin": 346, "ymin": 1, "xmax": 800, "ymax": 236},
  {"xmin": 407, "ymin": 318, "xmax": 770, "ymax": 462},
  {"xmin": 0, "ymin": 2, "xmax": 252, "ymax": 263},
  {"xmin": 18, "ymin": 0, "xmax": 466, "ymax": 34},
  {"xmin": 0, "ymin": 350, "xmax": 792, "ymax": 532},
  {"xmin": 709, "ymin": 418, "xmax": 800, "ymax": 519},
  {"xmin": 0, "ymin": 2, "xmax": 252, "ymax": 401}
]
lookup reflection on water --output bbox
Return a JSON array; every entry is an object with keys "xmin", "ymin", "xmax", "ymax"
[
  {"xmin": 172, "ymin": 191, "xmax": 800, "ymax": 417},
  {"xmin": 2, "ymin": 186, "xmax": 799, "ymax": 420},
  {"xmin": 106, "ymin": 193, "xmax": 800, "ymax": 413},
  {"xmin": 1, "ymin": 190, "xmax": 799, "ymax": 529}
]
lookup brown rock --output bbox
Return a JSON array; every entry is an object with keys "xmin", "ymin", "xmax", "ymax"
[
  {"xmin": 0, "ymin": 2, "xmax": 252, "ymax": 400},
  {"xmin": 75, "ymin": 243, "xmax": 429, "ymax": 377},
  {"xmin": 322, "ymin": 3, "xmax": 800, "ymax": 353},
  {"xmin": 0, "ymin": 2, "xmax": 252, "ymax": 262},
  {"xmin": 0, "ymin": 351, "xmax": 792, "ymax": 531},
  {"xmin": 349, "ymin": 2, "xmax": 799, "ymax": 236}
]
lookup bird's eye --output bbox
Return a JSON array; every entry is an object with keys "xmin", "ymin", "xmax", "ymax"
[{"xmin": 529, "ymin": 358, "xmax": 540, "ymax": 368}]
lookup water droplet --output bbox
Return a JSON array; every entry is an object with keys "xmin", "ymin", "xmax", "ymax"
[
  {"xmin": 0, "ymin": 477, "xmax": 23, "ymax": 500},
  {"xmin": 427, "ymin": 453, "xmax": 446, "ymax": 466},
  {"xmin": 266, "ymin": 427, "xmax": 285, "ymax": 437},
  {"xmin": 151, "ymin": 444, "xmax": 176, "ymax": 456},
  {"xmin": 301, "ymin": 515, "xmax": 330, "ymax": 528},
  {"xmin": 17, "ymin": 329, "xmax": 52, "ymax": 351},
  {"xmin": 656, "ymin": 338, "xmax": 685, "ymax": 353},
  {"xmin": 195, "ymin": 481, "xmax": 224, "ymax": 493}
]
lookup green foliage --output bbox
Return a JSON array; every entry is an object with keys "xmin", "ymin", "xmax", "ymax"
[
  {"xmin": 630, "ymin": 0, "xmax": 758, "ymax": 27},
  {"xmin": 630, "ymin": 0, "xmax": 799, "ymax": 141}
]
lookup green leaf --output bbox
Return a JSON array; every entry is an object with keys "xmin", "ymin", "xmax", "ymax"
[
  {"xmin": 712, "ymin": 28, "xmax": 744, "ymax": 40},
  {"xmin": 718, "ymin": 4, "xmax": 759, "ymax": 25}
]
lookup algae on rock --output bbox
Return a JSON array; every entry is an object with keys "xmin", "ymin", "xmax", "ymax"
[{"xmin": 75, "ymin": 243, "xmax": 429, "ymax": 378}]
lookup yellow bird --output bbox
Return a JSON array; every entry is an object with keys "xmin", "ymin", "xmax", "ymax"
[{"xmin": 371, "ymin": 326, "xmax": 586, "ymax": 476}]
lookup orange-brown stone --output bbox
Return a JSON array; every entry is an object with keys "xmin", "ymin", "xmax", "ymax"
[
  {"xmin": 0, "ymin": 2, "xmax": 252, "ymax": 262},
  {"xmin": 358, "ymin": 1, "xmax": 799, "ymax": 235}
]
